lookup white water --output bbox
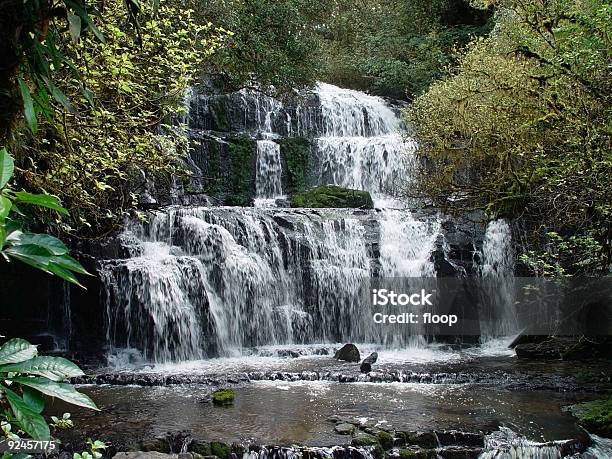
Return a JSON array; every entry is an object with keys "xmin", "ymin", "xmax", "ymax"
[
  {"xmin": 255, "ymin": 139, "xmax": 284, "ymax": 204},
  {"xmin": 100, "ymin": 83, "xmax": 518, "ymax": 363},
  {"xmin": 479, "ymin": 219, "xmax": 518, "ymax": 338}
]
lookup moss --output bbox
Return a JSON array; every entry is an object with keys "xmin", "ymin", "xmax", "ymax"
[
  {"xmin": 398, "ymin": 449, "xmax": 436, "ymax": 459},
  {"xmin": 352, "ymin": 433, "xmax": 380, "ymax": 447},
  {"xmin": 203, "ymin": 139, "xmax": 222, "ymax": 195},
  {"xmin": 569, "ymin": 398, "xmax": 612, "ymax": 437},
  {"xmin": 377, "ymin": 431, "xmax": 394, "ymax": 450},
  {"xmin": 212, "ymin": 388, "xmax": 236, "ymax": 406},
  {"xmin": 226, "ymin": 135, "xmax": 255, "ymax": 205},
  {"xmin": 190, "ymin": 440, "xmax": 212, "ymax": 456},
  {"xmin": 208, "ymin": 97, "xmax": 230, "ymax": 132},
  {"xmin": 279, "ymin": 137, "xmax": 310, "ymax": 193},
  {"xmin": 210, "ymin": 441, "xmax": 231, "ymax": 459},
  {"xmin": 291, "ymin": 185, "xmax": 374, "ymax": 209}
]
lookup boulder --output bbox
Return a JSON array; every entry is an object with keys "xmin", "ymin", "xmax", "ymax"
[
  {"xmin": 567, "ymin": 398, "xmax": 612, "ymax": 438},
  {"xmin": 360, "ymin": 352, "xmax": 378, "ymax": 373},
  {"xmin": 290, "ymin": 185, "xmax": 374, "ymax": 209},
  {"xmin": 334, "ymin": 344, "xmax": 361, "ymax": 362},
  {"xmin": 514, "ymin": 336, "xmax": 612, "ymax": 360},
  {"xmin": 335, "ymin": 423, "xmax": 356, "ymax": 435}
]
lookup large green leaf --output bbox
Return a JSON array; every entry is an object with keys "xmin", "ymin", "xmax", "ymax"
[
  {"xmin": 0, "ymin": 339, "xmax": 38, "ymax": 365},
  {"xmin": 17, "ymin": 233, "xmax": 69, "ymax": 256},
  {"xmin": 0, "ymin": 356, "xmax": 84, "ymax": 381},
  {"xmin": 54, "ymin": 253, "xmax": 91, "ymax": 276},
  {"xmin": 0, "ymin": 148, "xmax": 14, "ymax": 189},
  {"xmin": 46, "ymin": 261, "xmax": 84, "ymax": 288},
  {"xmin": 0, "ymin": 195, "xmax": 12, "ymax": 220},
  {"xmin": 10, "ymin": 377, "xmax": 99, "ymax": 411},
  {"xmin": 12, "ymin": 191, "xmax": 68, "ymax": 215},
  {"xmin": 22, "ymin": 386, "xmax": 45, "ymax": 414},
  {"xmin": 17, "ymin": 79, "xmax": 38, "ymax": 134},
  {"xmin": 3, "ymin": 388, "xmax": 50, "ymax": 440},
  {"xmin": 4, "ymin": 244, "xmax": 54, "ymax": 272}
]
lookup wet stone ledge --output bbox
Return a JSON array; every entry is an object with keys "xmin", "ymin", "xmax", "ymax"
[{"xmin": 72, "ymin": 368, "xmax": 602, "ymax": 393}]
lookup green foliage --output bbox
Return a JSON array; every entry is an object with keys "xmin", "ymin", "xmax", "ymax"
[
  {"xmin": 0, "ymin": 149, "xmax": 90, "ymax": 286},
  {"xmin": 291, "ymin": 185, "xmax": 374, "ymax": 209},
  {"xmin": 12, "ymin": 0, "xmax": 227, "ymax": 234},
  {"xmin": 406, "ymin": 0, "xmax": 612, "ymax": 275},
  {"xmin": 0, "ymin": 338, "xmax": 98, "ymax": 441},
  {"xmin": 198, "ymin": 0, "xmax": 325, "ymax": 93},
  {"xmin": 74, "ymin": 439, "xmax": 108, "ymax": 459},
  {"xmin": 319, "ymin": 0, "xmax": 492, "ymax": 98},
  {"xmin": 211, "ymin": 389, "xmax": 235, "ymax": 406}
]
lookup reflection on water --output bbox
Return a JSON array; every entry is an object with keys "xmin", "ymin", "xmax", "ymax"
[{"xmin": 51, "ymin": 381, "xmax": 595, "ymax": 448}]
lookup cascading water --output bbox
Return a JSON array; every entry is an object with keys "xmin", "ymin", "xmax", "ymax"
[
  {"xmin": 479, "ymin": 219, "xmax": 518, "ymax": 339},
  {"xmin": 254, "ymin": 140, "xmax": 284, "ymax": 206},
  {"xmin": 98, "ymin": 82, "xmax": 511, "ymax": 363}
]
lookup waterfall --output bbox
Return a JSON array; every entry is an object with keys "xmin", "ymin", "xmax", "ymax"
[
  {"xmin": 98, "ymin": 82, "xmax": 518, "ymax": 363},
  {"xmin": 479, "ymin": 219, "xmax": 518, "ymax": 339},
  {"xmin": 254, "ymin": 140, "xmax": 284, "ymax": 206},
  {"xmin": 313, "ymin": 83, "xmax": 413, "ymax": 204}
]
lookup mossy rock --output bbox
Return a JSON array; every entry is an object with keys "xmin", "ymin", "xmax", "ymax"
[
  {"xmin": 376, "ymin": 430, "xmax": 394, "ymax": 450},
  {"xmin": 210, "ymin": 441, "xmax": 231, "ymax": 459},
  {"xmin": 569, "ymin": 398, "xmax": 612, "ymax": 437},
  {"xmin": 352, "ymin": 433, "xmax": 380, "ymax": 447},
  {"xmin": 226, "ymin": 135, "xmax": 256, "ymax": 205},
  {"xmin": 398, "ymin": 448, "xmax": 437, "ymax": 459},
  {"xmin": 291, "ymin": 185, "xmax": 374, "ymax": 209},
  {"xmin": 212, "ymin": 389, "xmax": 236, "ymax": 406},
  {"xmin": 189, "ymin": 440, "xmax": 212, "ymax": 456},
  {"xmin": 280, "ymin": 137, "xmax": 311, "ymax": 193}
]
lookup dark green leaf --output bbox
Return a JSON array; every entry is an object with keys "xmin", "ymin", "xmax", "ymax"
[
  {"xmin": 10, "ymin": 377, "xmax": 99, "ymax": 410},
  {"xmin": 0, "ymin": 195, "xmax": 12, "ymax": 220},
  {"xmin": 0, "ymin": 338, "xmax": 38, "ymax": 365},
  {"xmin": 0, "ymin": 148, "xmax": 15, "ymax": 188},
  {"xmin": 47, "ymin": 261, "xmax": 85, "ymax": 288},
  {"xmin": 3, "ymin": 387, "xmax": 50, "ymax": 440},
  {"xmin": 55, "ymin": 253, "xmax": 91, "ymax": 276},
  {"xmin": 4, "ymin": 244, "xmax": 54, "ymax": 272},
  {"xmin": 18, "ymin": 78, "xmax": 37, "ymax": 134},
  {"xmin": 17, "ymin": 233, "xmax": 69, "ymax": 256},
  {"xmin": 22, "ymin": 386, "xmax": 45, "ymax": 414},
  {"xmin": 41, "ymin": 76, "xmax": 77, "ymax": 115},
  {"xmin": 0, "ymin": 356, "xmax": 85, "ymax": 381},
  {"xmin": 12, "ymin": 191, "xmax": 68, "ymax": 215}
]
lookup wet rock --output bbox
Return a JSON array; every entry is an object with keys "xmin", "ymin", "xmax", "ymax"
[
  {"xmin": 402, "ymin": 432, "xmax": 438, "ymax": 449},
  {"xmin": 437, "ymin": 447, "xmax": 482, "ymax": 459},
  {"xmin": 352, "ymin": 433, "xmax": 380, "ymax": 447},
  {"xmin": 376, "ymin": 430, "xmax": 394, "ymax": 449},
  {"xmin": 360, "ymin": 352, "xmax": 378, "ymax": 373},
  {"xmin": 515, "ymin": 336, "xmax": 612, "ymax": 360},
  {"xmin": 334, "ymin": 343, "xmax": 361, "ymax": 362},
  {"xmin": 397, "ymin": 449, "xmax": 437, "ymax": 459},
  {"xmin": 335, "ymin": 423, "xmax": 356, "ymax": 435},
  {"xmin": 435, "ymin": 431, "xmax": 484, "ymax": 447},
  {"xmin": 291, "ymin": 185, "xmax": 374, "ymax": 209},
  {"xmin": 139, "ymin": 437, "xmax": 171, "ymax": 453}
]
